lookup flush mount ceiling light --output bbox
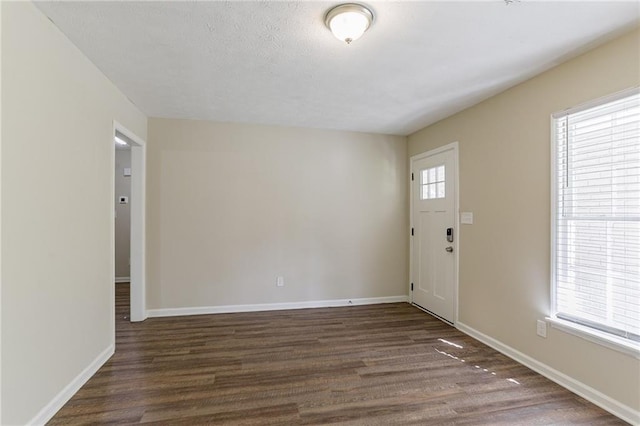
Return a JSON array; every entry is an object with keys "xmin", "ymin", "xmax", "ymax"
[
  {"xmin": 115, "ymin": 136, "xmax": 128, "ymax": 146},
  {"xmin": 325, "ymin": 3, "xmax": 374, "ymax": 45}
]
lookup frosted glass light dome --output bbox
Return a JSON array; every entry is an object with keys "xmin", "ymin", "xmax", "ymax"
[{"xmin": 325, "ymin": 4, "xmax": 374, "ymax": 44}]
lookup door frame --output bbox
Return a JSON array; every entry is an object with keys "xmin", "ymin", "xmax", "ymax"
[
  {"xmin": 112, "ymin": 121, "xmax": 147, "ymax": 327},
  {"xmin": 409, "ymin": 141, "xmax": 460, "ymax": 324}
]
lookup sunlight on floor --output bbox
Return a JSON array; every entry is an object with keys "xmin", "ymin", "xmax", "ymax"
[
  {"xmin": 438, "ymin": 338, "xmax": 463, "ymax": 349},
  {"xmin": 435, "ymin": 345, "xmax": 522, "ymax": 386}
]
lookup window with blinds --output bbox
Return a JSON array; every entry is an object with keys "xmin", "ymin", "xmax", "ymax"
[{"xmin": 552, "ymin": 89, "xmax": 639, "ymax": 345}]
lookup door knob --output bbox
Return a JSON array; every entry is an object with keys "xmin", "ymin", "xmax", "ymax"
[{"xmin": 445, "ymin": 246, "xmax": 453, "ymax": 252}]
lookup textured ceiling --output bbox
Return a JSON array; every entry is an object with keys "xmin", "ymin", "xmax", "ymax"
[{"xmin": 35, "ymin": 1, "xmax": 639, "ymax": 136}]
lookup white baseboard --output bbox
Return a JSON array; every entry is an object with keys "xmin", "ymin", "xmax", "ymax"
[
  {"xmin": 115, "ymin": 277, "xmax": 130, "ymax": 283},
  {"xmin": 456, "ymin": 322, "xmax": 639, "ymax": 425},
  {"xmin": 147, "ymin": 295, "xmax": 409, "ymax": 318},
  {"xmin": 28, "ymin": 345, "xmax": 114, "ymax": 426}
]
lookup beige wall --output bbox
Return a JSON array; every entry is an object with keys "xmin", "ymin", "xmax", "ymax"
[
  {"xmin": 115, "ymin": 149, "xmax": 131, "ymax": 279},
  {"xmin": 147, "ymin": 119, "xmax": 407, "ymax": 310},
  {"xmin": 408, "ymin": 28, "xmax": 640, "ymax": 411},
  {"xmin": 1, "ymin": 3, "xmax": 147, "ymax": 424}
]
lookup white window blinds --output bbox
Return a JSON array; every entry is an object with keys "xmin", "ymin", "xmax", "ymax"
[{"xmin": 553, "ymin": 89, "xmax": 640, "ymax": 344}]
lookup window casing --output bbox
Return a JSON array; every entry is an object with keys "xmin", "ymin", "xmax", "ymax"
[{"xmin": 551, "ymin": 89, "xmax": 640, "ymax": 347}]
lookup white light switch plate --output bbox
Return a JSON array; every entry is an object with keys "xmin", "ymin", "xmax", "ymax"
[{"xmin": 461, "ymin": 212, "xmax": 473, "ymax": 224}]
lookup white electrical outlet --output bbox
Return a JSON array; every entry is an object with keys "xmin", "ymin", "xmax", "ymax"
[
  {"xmin": 276, "ymin": 276, "xmax": 284, "ymax": 287},
  {"xmin": 536, "ymin": 320, "xmax": 547, "ymax": 338}
]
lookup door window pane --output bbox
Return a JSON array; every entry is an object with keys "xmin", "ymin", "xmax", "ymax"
[{"xmin": 421, "ymin": 165, "xmax": 446, "ymax": 200}]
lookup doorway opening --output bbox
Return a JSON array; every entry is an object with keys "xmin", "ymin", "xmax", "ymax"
[
  {"xmin": 114, "ymin": 135, "xmax": 132, "ymax": 320},
  {"xmin": 112, "ymin": 122, "xmax": 146, "ymax": 328},
  {"xmin": 410, "ymin": 142, "xmax": 459, "ymax": 325}
]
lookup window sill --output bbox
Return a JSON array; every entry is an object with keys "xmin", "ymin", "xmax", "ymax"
[{"xmin": 546, "ymin": 317, "xmax": 640, "ymax": 359}]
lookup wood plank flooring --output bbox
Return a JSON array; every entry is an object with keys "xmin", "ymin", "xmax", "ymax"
[{"xmin": 49, "ymin": 284, "xmax": 626, "ymax": 425}]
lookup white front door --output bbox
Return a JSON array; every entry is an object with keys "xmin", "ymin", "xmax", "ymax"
[{"xmin": 410, "ymin": 143, "xmax": 458, "ymax": 323}]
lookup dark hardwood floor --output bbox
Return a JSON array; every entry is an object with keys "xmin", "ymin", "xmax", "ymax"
[{"xmin": 49, "ymin": 284, "xmax": 626, "ymax": 425}]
